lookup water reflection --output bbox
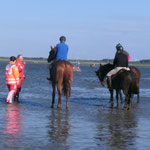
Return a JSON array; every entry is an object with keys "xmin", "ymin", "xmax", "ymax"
[
  {"xmin": 48, "ymin": 110, "xmax": 70, "ymax": 143},
  {"xmin": 4, "ymin": 104, "xmax": 22, "ymax": 147},
  {"xmin": 96, "ymin": 109, "xmax": 137, "ymax": 149}
]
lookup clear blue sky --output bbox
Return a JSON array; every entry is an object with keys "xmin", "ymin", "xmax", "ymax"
[{"xmin": 0, "ymin": 0, "xmax": 150, "ymax": 60}]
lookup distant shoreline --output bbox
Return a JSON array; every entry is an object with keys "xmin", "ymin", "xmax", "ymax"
[{"xmin": 0, "ymin": 57, "xmax": 150, "ymax": 66}]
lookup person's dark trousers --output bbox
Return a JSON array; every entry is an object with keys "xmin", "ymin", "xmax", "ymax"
[{"xmin": 14, "ymin": 88, "xmax": 21, "ymax": 102}]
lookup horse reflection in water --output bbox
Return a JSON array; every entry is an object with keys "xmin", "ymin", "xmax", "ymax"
[
  {"xmin": 96, "ymin": 109, "xmax": 137, "ymax": 149},
  {"xmin": 47, "ymin": 110, "xmax": 70, "ymax": 143},
  {"xmin": 47, "ymin": 46, "xmax": 73, "ymax": 109},
  {"xmin": 4, "ymin": 104, "xmax": 22, "ymax": 147}
]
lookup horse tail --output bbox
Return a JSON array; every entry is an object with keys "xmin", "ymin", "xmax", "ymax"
[
  {"xmin": 62, "ymin": 62, "xmax": 73, "ymax": 97},
  {"xmin": 62, "ymin": 79, "xmax": 71, "ymax": 96},
  {"xmin": 63, "ymin": 80, "xmax": 67, "ymax": 96}
]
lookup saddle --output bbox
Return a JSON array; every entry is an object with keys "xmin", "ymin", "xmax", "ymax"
[{"xmin": 112, "ymin": 68, "xmax": 130, "ymax": 80}]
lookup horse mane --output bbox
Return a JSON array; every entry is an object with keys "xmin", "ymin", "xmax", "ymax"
[
  {"xmin": 100, "ymin": 63, "xmax": 114, "ymax": 75},
  {"xmin": 47, "ymin": 46, "xmax": 56, "ymax": 62},
  {"xmin": 102, "ymin": 63, "xmax": 113, "ymax": 69}
]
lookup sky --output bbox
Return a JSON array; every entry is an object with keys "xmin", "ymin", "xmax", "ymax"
[{"xmin": 0, "ymin": 0, "xmax": 150, "ymax": 60}]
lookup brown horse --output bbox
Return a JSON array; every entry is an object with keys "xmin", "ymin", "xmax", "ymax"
[{"xmin": 47, "ymin": 46, "xmax": 73, "ymax": 109}]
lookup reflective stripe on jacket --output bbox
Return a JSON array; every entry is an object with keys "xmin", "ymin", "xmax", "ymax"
[{"xmin": 5, "ymin": 61, "xmax": 19, "ymax": 85}]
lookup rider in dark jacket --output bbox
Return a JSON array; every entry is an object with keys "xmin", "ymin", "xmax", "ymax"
[
  {"xmin": 113, "ymin": 51, "xmax": 128, "ymax": 67},
  {"xmin": 106, "ymin": 44, "xmax": 130, "ymax": 89},
  {"xmin": 115, "ymin": 43, "xmax": 131, "ymax": 61}
]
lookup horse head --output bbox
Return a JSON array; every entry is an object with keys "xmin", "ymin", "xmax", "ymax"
[
  {"xmin": 47, "ymin": 46, "xmax": 56, "ymax": 62},
  {"xmin": 95, "ymin": 63, "xmax": 114, "ymax": 86}
]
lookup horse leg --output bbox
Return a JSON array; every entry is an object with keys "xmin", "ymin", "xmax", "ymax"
[
  {"xmin": 66, "ymin": 84, "xmax": 71, "ymax": 109},
  {"xmin": 51, "ymin": 84, "xmax": 56, "ymax": 108},
  {"xmin": 57, "ymin": 83, "xmax": 62, "ymax": 108},
  {"xmin": 124, "ymin": 94, "xmax": 132, "ymax": 110},
  {"xmin": 119, "ymin": 90, "xmax": 123, "ymax": 104},
  {"xmin": 137, "ymin": 88, "xmax": 140, "ymax": 103},
  {"xmin": 66, "ymin": 82, "xmax": 71, "ymax": 109},
  {"xmin": 137, "ymin": 93, "xmax": 140, "ymax": 103},
  {"xmin": 124, "ymin": 94, "xmax": 129, "ymax": 110},
  {"xmin": 109, "ymin": 89, "xmax": 114, "ymax": 108},
  {"xmin": 130, "ymin": 94, "xmax": 133, "ymax": 106},
  {"xmin": 127, "ymin": 93, "xmax": 132, "ymax": 110},
  {"xmin": 124, "ymin": 89, "xmax": 129, "ymax": 110},
  {"xmin": 116, "ymin": 90, "xmax": 119, "ymax": 107}
]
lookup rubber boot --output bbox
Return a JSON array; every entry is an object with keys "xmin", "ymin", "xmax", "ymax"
[{"xmin": 14, "ymin": 88, "xmax": 20, "ymax": 103}]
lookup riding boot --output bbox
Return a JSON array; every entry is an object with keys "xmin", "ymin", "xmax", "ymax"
[
  {"xmin": 47, "ymin": 67, "xmax": 53, "ymax": 81},
  {"xmin": 107, "ymin": 76, "xmax": 112, "ymax": 89},
  {"xmin": 47, "ymin": 65, "xmax": 53, "ymax": 81}
]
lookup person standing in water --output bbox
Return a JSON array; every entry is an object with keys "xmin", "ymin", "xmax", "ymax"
[
  {"xmin": 14, "ymin": 54, "xmax": 26, "ymax": 102},
  {"xmin": 5, "ymin": 56, "xmax": 19, "ymax": 104}
]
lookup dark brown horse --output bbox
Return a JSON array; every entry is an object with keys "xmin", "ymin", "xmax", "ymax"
[
  {"xmin": 96, "ymin": 63, "xmax": 141, "ymax": 109},
  {"xmin": 47, "ymin": 46, "xmax": 73, "ymax": 109}
]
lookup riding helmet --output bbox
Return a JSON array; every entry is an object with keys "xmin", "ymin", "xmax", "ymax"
[
  {"xmin": 116, "ymin": 43, "xmax": 124, "ymax": 51},
  {"xmin": 59, "ymin": 36, "xmax": 66, "ymax": 42}
]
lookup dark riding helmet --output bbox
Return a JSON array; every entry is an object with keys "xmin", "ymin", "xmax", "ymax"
[
  {"xmin": 59, "ymin": 36, "xmax": 66, "ymax": 42},
  {"xmin": 116, "ymin": 43, "xmax": 124, "ymax": 51}
]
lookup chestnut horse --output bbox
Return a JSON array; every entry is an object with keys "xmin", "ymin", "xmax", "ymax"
[{"xmin": 47, "ymin": 46, "xmax": 73, "ymax": 109}]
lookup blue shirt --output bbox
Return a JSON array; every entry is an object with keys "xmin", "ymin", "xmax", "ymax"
[{"xmin": 55, "ymin": 42, "xmax": 69, "ymax": 60}]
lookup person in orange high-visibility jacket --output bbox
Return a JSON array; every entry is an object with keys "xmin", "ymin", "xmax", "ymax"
[
  {"xmin": 5, "ymin": 56, "xmax": 19, "ymax": 104},
  {"xmin": 14, "ymin": 54, "xmax": 26, "ymax": 102}
]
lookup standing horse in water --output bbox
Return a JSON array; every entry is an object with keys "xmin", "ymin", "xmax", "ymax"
[
  {"xmin": 47, "ymin": 46, "xmax": 73, "ymax": 109},
  {"xmin": 96, "ymin": 63, "xmax": 141, "ymax": 109}
]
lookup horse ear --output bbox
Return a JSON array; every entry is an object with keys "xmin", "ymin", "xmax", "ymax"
[
  {"xmin": 54, "ymin": 46, "xmax": 56, "ymax": 50},
  {"xmin": 50, "ymin": 46, "xmax": 53, "ymax": 49}
]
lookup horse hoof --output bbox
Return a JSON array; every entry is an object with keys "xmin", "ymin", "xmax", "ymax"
[
  {"xmin": 109, "ymin": 103, "xmax": 114, "ymax": 108},
  {"xmin": 123, "ymin": 106, "xmax": 128, "ymax": 110},
  {"xmin": 51, "ymin": 105, "xmax": 54, "ymax": 108},
  {"xmin": 57, "ymin": 105, "xmax": 61, "ymax": 108}
]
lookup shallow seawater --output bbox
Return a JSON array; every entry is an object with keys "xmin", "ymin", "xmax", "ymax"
[{"xmin": 0, "ymin": 61, "xmax": 150, "ymax": 150}]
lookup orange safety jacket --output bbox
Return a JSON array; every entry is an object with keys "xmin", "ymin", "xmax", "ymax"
[
  {"xmin": 15, "ymin": 58, "xmax": 25, "ymax": 81},
  {"xmin": 5, "ymin": 61, "xmax": 19, "ymax": 85}
]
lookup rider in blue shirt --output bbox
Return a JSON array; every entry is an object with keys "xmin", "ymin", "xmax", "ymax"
[
  {"xmin": 55, "ymin": 36, "xmax": 68, "ymax": 60},
  {"xmin": 47, "ymin": 36, "xmax": 69, "ymax": 81}
]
